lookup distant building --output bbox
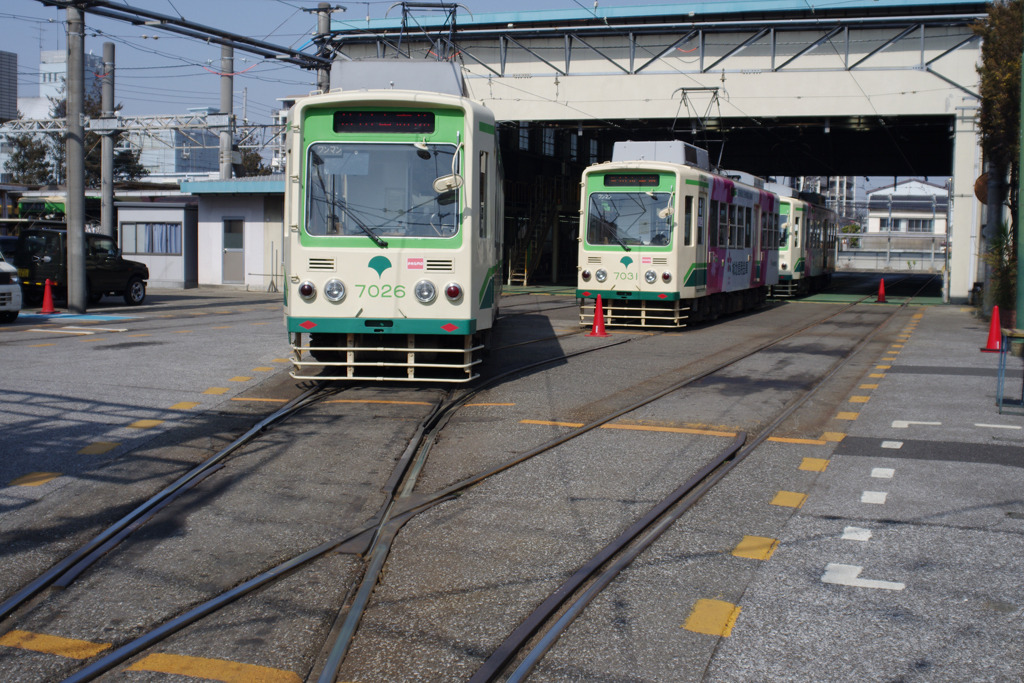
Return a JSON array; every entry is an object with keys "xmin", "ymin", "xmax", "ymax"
[
  {"xmin": 0, "ymin": 51, "xmax": 16, "ymax": 122},
  {"xmin": 125, "ymin": 108, "xmax": 220, "ymax": 178},
  {"xmin": 866, "ymin": 179, "xmax": 948, "ymax": 235}
]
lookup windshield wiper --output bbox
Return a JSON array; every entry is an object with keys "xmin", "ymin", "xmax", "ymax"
[{"xmin": 334, "ymin": 197, "xmax": 388, "ymax": 248}]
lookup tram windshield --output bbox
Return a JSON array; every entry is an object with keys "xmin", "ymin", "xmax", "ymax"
[
  {"xmin": 305, "ymin": 142, "xmax": 460, "ymax": 240},
  {"xmin": 586, "ymin": 191, "xmax": 673, "ymax": 248}
]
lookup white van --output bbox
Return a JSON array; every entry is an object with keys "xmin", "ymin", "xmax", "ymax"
[{"xmin": 0, "ymin": 249, "xmax": 23, "ymax": 323}]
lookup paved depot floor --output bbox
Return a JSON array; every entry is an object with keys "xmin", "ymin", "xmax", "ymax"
[
  {"xmin": 706, "ymin": 305, "xmax": 1024, "ymax": 681},
  {"xmin": 2, "ymin": 286, "xmax": 1022, "ymax": 681}
]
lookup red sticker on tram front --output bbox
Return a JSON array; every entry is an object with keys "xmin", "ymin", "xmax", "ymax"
[{"xmin": 407, "ymin": 257, "xmax": 424, "ymax": 270}]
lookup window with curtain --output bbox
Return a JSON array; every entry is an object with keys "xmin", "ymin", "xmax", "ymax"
[{"xmin": 121, "ymin": 222, "xmax": 183, "ymax": 255}]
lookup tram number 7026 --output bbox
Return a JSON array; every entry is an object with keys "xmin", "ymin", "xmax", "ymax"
[{"xmin": 355, "ymin": 284, "xmax": 407, "ymax": 298}]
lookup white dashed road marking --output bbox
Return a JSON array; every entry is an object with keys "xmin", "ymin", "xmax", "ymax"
[
  {"xmin": 822, "ymin": 563, "xmax": 905, "ymax": 591},
  {"xmin": 861, "ymin": 491, "xmax": 888, "ymax": 504},
  {"xmin": 881, "ymin": 441, "xmax": 903, "ymax": 449},
  {"xmin": 842, "ymin": 527, "xmax": 872, "ymax": 542},
  {"xmin": 891, "ymin": 420, "xmax": 941, "ymax": 429},
  {"xmin": 871, "ymin": 468, "xmax": 895, "ymax": 479}
]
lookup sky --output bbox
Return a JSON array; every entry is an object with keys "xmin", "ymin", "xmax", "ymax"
[{"xmin": 3, "ymin": 0, "xmax": 667, "ymax": 124}]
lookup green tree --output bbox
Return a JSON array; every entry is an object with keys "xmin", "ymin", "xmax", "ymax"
[
  {"xmin": 113, "ymin": 148, "xmax": 148, "ymax": 181},
  {"xmin": 3, "ymin": 121, "xmax": 53, "ymax": 185},
  {"xmin": 973, "ymin": 0, "xmax": 1022, "ymax": 230},
  {"xmin": 237, "ymin": 148, "xmax": 272, "ymax": 177}
]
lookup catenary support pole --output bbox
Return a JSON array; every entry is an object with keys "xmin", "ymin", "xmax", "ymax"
[
  {"xmin": 66, "ymin": 6, "xmax": 87, "ymax": 314},
  {"xmin": 219, "ymin": 44, "xmax": 233, "ymax": 181},
  {"xmin": 1017, "ymin": 5, "xmax": 1024, "ymax": 330},
  {"xmin": 100, "ymin": 41, "xmax": 115, "ymax": 238},
  {"xmin": 317, "ymin": 3, "xmax": 332, "ymax": 92}
]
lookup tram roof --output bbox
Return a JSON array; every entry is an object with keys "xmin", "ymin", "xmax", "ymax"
[{"xmin": 333, "ymin": 0, "xmax": 986, "ymax": 32}]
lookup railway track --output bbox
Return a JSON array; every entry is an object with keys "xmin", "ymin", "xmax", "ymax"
[{"xmin": 0, "ymin": 277, "xmax": 934, "ymax": 681}]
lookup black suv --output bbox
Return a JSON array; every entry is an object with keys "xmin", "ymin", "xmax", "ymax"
[{"xmin": 16, "ymin": 228, "xmax": 149, "ymax": 305}]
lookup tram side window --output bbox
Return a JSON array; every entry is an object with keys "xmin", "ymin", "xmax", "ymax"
[
  {"xmin": 697, "ymin": 197, "xmax": 704, "ymax": 245},
  {"xmin": 744, "ymin": 207, "xmax": 752, "ymax": 248},
  {"xmin": 718, "ymin": 202, "xmax": 728, "ymax": 247},
  {"xmin": 708, "ymin": 200, "xmax": 719, "ymax": 246},
  {"xmin": 794, "ymin": 217, "xmax": 801, "ymax": 248},
  {"xmin": 684, "ymin": 196, "xmax": 693, "ymax": 246},
  {"xmin": 479, "ymin": 152, "xmax": 488, "ymax": 239}
]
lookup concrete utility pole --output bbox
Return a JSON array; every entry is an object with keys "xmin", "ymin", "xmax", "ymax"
[
  {"xmin": 66, "ymin": 6, "xmax": 87, "ymax": 314},
  {"xmin": 1017, "ymin": 6, "xmax": 1024, "ymax": 330},
  {"xmin": 219, "ymin": 44, "xmax": 233, "ymax": 180},
  {"xmin": 100, "ymin": 41, "xmax": 115, "ymax": 238},
  {"xmin": 317, "ymin": 2, "xmax": 332, "ymax": 92}
]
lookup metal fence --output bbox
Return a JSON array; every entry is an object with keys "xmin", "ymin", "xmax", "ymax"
[{"xmin": 835, "ymin": 232, "xmax": 948, "ymax": 273}]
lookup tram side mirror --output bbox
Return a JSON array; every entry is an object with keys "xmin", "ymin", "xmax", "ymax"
[
  {"xmin": 658, "ymin": 205, "xmax": 673, "ymax": 220},
  {"xmin": 433, "ymin": 174, "xmax": 464, "ymax": 194}
]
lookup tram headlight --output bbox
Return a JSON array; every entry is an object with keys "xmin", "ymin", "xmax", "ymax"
[
  {"xmin": 662, "ymin": 271, "xmax": 672, "ymax": 283},
  {"xmin": 595, "ymin": 269, "xmax": 608, "ymax": 283},
  {"xmin": 781, "ymin": 263, "xmax": 788, "ymax": 271},
  {"xmin": 324, "ymin": 278, "xmax": 346, "ymax": 302},
  {"xmin": 414, "ymin": 279, "xmax": 437, "ymax": 303},
  {"xmin": 445, "ymin": 282, "xmax": 463, "ymax": 301},
  {"xmin": 298, "ymin": 281, "xmax": 316, "ymax": 299},
  {"xmin": 581, "ymin": 269, "xmax": 591, "ymax": 282},
  {"xmin": 645, "ymin": 269, "xmax": 657, "ymax": 284}
]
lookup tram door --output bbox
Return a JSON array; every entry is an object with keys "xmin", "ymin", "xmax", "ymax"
[{"xmin": 696, "ymin": 193, "xmax": 708, "ymax": 293}]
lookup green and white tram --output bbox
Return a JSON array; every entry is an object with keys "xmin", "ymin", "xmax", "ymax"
[{"xmin": 284, "ymin": 69, "xmax": 502, "ymax": 382}]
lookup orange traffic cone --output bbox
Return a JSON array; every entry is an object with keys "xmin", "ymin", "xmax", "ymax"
[
  {"xmin": 980, "ymin": 305, "xmax": 1002, "ymax": 353},
  {"xmin": 40, "ymin": 278, "xmax": 56, "ymax": 314},
  {"xmin": 587, "ymin": 294, "xmax": 608, "ymax": 337},
  {"xmin": 876, "ymin": 278, "xmax": 886, "ymax": 303}
]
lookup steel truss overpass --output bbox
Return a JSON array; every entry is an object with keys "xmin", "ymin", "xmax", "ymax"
[{"xmin": 330, "ymin": 0, "xmax": 988, "ymax": 301}]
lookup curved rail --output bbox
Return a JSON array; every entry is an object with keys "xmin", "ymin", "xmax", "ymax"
[{"xmin": 0, "ymin": 384, "xmax": 330, "ymax": 623}]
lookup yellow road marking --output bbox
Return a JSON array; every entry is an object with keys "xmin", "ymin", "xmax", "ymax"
[
  {"xmin": 127, "ymin": 334, "xmax": 151, "ymax": 338},
  {"xmin": 869, "ymin": 373, "xmax": 886, "ymax": 379},
  {"xmin": 859, "ymin": 384, "xmax": 879, "ymax": 390},
  {"xmin": 732, "ymin": 535, "xmax": 779, "ymax": 561},
  {"xmin": 272, "ymin": 358, "xmax": 290, "ymax": 363},
  {"xmin": 128, "ymin": 419, "xmax": 163, "ymax": 429},
  {"xmin": 170, "ymin": 402, "xmax": 200, "ymax": 410},
  {"xmin": 229, "ymin": 376, "xmax": 251, "ymax": 382},
  {"xmin": 126, "ymin": 653, "xmax": 301, "ymax": 682},
  {"xmin": 10, "ymin": 472, "xmax": 61, "ymax": 486},
  {"xmin": 212, "ymin": 326, "xmax": 233, "ymax": 330},
  {"xmin": 521, "ymin": 419, "xmax": 583, "ymax": 428},
  {"xmin": 326, "ymin": 399, "xmax": 434, "ymax": 406},
  {"xmin": 890, "ymin": 344, "xmax": 904, "ymax": 348},
  {"xmin": 204, "ymin": 387, "xmax": 229, "ymax": 395},
  {"xmin": 875, "ymin": 365, "xmax": 891, "ymax": 370},
  {"xmin": 520, "ymin": 419, "xmax": 738, "ymax": 438},
  {"xmin": 603, "ymin": 423, "xmax": 737, "ymax": 438},
  {"xmin": 0, "ymin": 630, "xmax": 110, "ymax": 659},
  {"xmin": 28, "ymin": 343, "xmax": 56, "ymax": 347},
  {"xmin": 767, "ymin": 436, "xmax": 826, "ymax": 445},
  {"xmin": 250, "ymin": 321, "xmax": 274, "ymax": 326},
  {"xmin": 849, "ymin": 396, "xmax": 870, "ymax": 404},
  {"xmin": 799, "ymin": 457, "xmax": 830, "ymax": 472},
  {"xmin": 78, "ymin": 442, "xmax": 119, "ymax": 455},
  {"xmin": 683, "ymin": 599, "xmax": 741, "ymax": 637},
  {"xmin": 836, "ymin": 411, "xmax": 859, "ymax": 420},
  {"xmin": 820, "ymin": 432, "xmax": 846, "ymax": 442},
  {"xmin": 771, "ymin": 491, "xmax": 807, "ymax": 508},
  {"xmin": 252, "ymin": 366, "xmax": 274, "ymax": 372},
  {"xmin": 882, "ymin": 357, "xmax": 898, "ymax": 361}
]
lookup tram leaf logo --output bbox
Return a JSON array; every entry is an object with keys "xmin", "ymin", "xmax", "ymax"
[
  {"xmin": 368, "ymin": 256, "xmax": 393, "ymax": 277},
  {"xmin": 620, "ymin": 256, "xmax": 633, "ymax": 267}
]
